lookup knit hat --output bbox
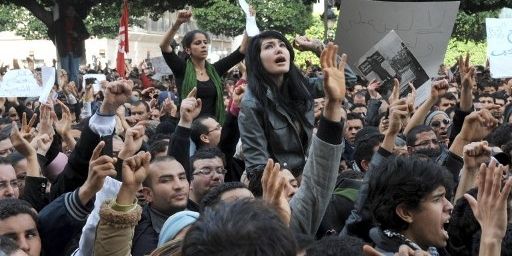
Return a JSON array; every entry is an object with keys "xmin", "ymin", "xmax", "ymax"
[
  {"xmin": 158, "ymin": 210, "xmax": 199, "ymax": 246},
  {"xmin": 424, "ymin": 111, "xmax": 450, "ymax": 126}
]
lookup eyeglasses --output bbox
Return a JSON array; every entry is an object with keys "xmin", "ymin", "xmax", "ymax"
[
  {"xmin": 431, "ymin": 119, "xmax": 451, "ymax": 128},
  {"xmin": 193, "ymin": 167, "xmax": 227, "ymax": 176},
  {"xmin": 413, "ymin": 139, "xmax": 440, "ymax": 148},
  {"xmin": 207, "ymin": 124, "xmax": 222, "ymax": 134}
]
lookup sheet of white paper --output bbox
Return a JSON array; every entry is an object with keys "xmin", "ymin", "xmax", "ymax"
[
  {"xmin": 39, "ymin": 67, "xmax": 56, "ymax": 103},
  {"xmin": 82, "ymin": 74, "xmax": 106, "ymax": 93},
  {"xmin": 336, "ymin": 0, "xmax": 459, "ymax": 105},
  {"xmin": 0, "ymin": 69, "xmax": 43, "ymax": 97},
  {"xmin": 238, "ymin": 0, "xmax": 250, "ymax": 16},
  {"xmin": 486, "ymin": 18, "xmax": 512, "ymax": 78},
  {"xmin": 238, "ymin": 0, "xmax": 259, "ymax": 36}
]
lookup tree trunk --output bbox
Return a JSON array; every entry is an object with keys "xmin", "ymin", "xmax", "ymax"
[{"xmin": 13, "ymin": 0, "xmax": 53, "ymax": 28}]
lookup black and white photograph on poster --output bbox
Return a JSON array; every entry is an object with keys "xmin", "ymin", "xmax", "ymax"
[{"xmin": 357, "ymin": 30, "xmax": 429, "ymax": 99}]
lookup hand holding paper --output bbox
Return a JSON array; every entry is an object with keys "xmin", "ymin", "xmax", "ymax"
[{"xmin": 238, "ymin": 0, "xmax": 259, "ymax": 36}]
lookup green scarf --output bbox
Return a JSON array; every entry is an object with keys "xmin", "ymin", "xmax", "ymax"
[{"xmin": 182, "ymin": 59, "xmax": 225, "ymax": 124}]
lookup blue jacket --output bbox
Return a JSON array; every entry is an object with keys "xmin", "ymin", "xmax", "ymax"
[{"xmin": 38, "ymin": 189, "xmax": 94, "ymax": 256}]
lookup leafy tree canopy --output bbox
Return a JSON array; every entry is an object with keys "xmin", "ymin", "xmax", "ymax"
[{"xmin": 0, "ymin": 0, "xmax": 510, "ymax": 42}]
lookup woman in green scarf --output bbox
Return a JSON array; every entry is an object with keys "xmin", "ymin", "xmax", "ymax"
[{"xmin": 160, "ymin": 9, "xmax": 248, "ymax": 124}]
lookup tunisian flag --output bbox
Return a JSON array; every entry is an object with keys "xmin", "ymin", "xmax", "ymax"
[{"xmin": 116, "ymin": 0, "xmax": 129, "ymax": 78}]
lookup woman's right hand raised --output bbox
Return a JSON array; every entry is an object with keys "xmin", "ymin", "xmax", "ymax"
[{"xmin": 176, "ymin": 10, "xmax": 192, "ymax": 25}]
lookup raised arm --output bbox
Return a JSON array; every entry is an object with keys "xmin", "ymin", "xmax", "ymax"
[
  {"xmin": 159, "ymin": 10, "xmax": 191, "ymax": 53},
  {"xmin": 403, "ymin": 79, "xmax": 448, "ymax": 135}
]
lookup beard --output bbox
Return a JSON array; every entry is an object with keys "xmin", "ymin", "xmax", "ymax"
[{"xmin": 413, "ymin": 147, "xmax": 442, "ymax": 159}]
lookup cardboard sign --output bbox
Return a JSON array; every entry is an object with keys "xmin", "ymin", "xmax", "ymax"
[
  {"xmin": 336, "ymin": 0, "xmax": 459, "ymax": 104},
  {"xmin": 357, "ymin": 30, "xmax": 429, "ymax": 99},
  {"xmin": 151, "ymin": 56, "xmax": 173, "ymax": 81},
  {"xmin": 82, "ymin": 74, "xmax": 106, "ymax": 93},
  {"xmin": 486, "ymin": 18, "xmax": 512, "ymax": 78}
]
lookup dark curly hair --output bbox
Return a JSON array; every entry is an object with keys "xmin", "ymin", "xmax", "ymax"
[{"xmin": 367, "ymin": 155, "xmax": 453, "ymax": 232}]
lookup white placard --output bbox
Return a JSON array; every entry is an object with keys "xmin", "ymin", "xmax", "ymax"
[
  {"xmin": 336, "ymin": 0, "xmax": 459, "ymax": 104},
  {"xmin": 82, "ymin": 74, "xmax": 106, "ymax": 93},
  {"xmin": 486, "ymin": 18, "xmax": 512, "ymax": 78},
  {"xmin": 39, "ymin": 67, "xmax": 56, "ymax": 103},
  {"xmin": 0, "ymin": 69, "xmax": 43, "ymax": 97}
]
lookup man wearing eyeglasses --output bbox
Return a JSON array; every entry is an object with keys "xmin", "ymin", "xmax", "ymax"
[
  {"xmin": 188, "ymin": 147, "xmax": 226, "ymax": 212},
  {"xmin": 406, "ymin": 125, "xmax": 441, "ymax": 159}
]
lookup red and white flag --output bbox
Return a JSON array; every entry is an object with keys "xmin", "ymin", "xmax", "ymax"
[{"xmin": 116, "ymin": 0, "xmax": 129, "ymax": 78}]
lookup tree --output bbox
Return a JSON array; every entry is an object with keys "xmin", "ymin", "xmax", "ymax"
[{"xmin": 193, "ymin": 0, "xmax": 313, "ymax": 37}]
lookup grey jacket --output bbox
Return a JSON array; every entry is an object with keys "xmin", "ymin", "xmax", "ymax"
[
  {"xmin": 289, "ymin": 132, "xmax": 344, "ymax": 236},
  {"xmin": 239, "ymin": 88, "xmax": 314, "ymax": 174}
]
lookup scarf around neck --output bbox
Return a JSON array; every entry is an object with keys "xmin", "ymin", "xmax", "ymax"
[{"xmin": 182, "ymin": 59, "xmax": 225, "ymax": 124}]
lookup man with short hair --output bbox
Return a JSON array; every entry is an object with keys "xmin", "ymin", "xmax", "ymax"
[
  {"xmin": 188, "ymin": 147, "xmax": 226, "ymax": 212},
  {"xmin": 0, "ymin": 157, "xmax": 19, "ymax": 199},
  {"xmin": 406, "ymin": 125, "xmax": 441, "ymax": 158},
  {"xmin": 133, "ymin": 155, "xmax": 189, "ymax": 256},
  {"xmin": 438, "ymin": 93, "xmax": 456, "ymax": 111},
  {"xmin": 128, "ymin": 100, "xmax": 150, "ymax": 126},
  {"xmin": 343, "ymin": 113, "xmax": 364, "ymax": 162},
  {"xmin": 0, "ymin": 199, "xmax": 40, "ymax": 256},
  {"xmin": 190, "ymin": 116, "xmax": 222, "ymax": 148}
]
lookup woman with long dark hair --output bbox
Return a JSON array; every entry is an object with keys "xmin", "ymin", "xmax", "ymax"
[
  {"xmin": 239, "ymin": 30, "xmax": 316, "ymax": 176},
  {"xmin": 160, "ymin": 10, "xmax": 248, "ymax": 123}
]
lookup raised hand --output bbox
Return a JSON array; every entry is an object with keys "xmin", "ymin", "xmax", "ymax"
[
  {"xmin": 367, "ymin": 79, "xmax": 382, "ymax": 99},
  {"xmin": 35, "ymin": 134, "xmax": 53, "ymax": 156},
  {"xmin": 459, "ymin": 109, "xmax": 498, "ymax": 142},
  {"xmin": 463, "ymin": 141, "xmax": 491, "ymax": 170},
  {"xmin": 320, "ymin": 42, "xmax": 348, "ymax": 122},
  {"xmin": 10, "ymin": 121, "xmax": 35, "ymax": 158},
  {"xmin": 20, "ymin": 112, "xmax": 37, "ymax": 142},
  {"xmin": 116, "ymin": 151, "xmax": 151, "ymax": 205},
  {"xmin": 38, "ymin": 104, "xmax": 54, "ymax": 137},
  {"xmin": 176, "ymin": 10, "xmax": 192, "ymax": 25},
  {"xmin": 430, "ymin": 79, "xmax": 448, "ymax": 102},
  {"xmin": 293, "ymin": 35, "xmax": 322, "ymax": 52},
  {"xmin": 321, "ymin": 43, "xmax": 347, "ymax": 103},
  {"xmin": 232, "ymin": 83, "xmax": 246, "ymax": 107},
  {"xmin": 53, "ymin": 100, "xmax": 72, "ymax": 137},
  {"xmin": 179, "ymin": 87, "xmax": 202, "ymax": 126},
  {"xmin": 387, "ymin": 99, "xmax": 410, "ymax": 135},
  {"xmin": 79, "ymin": 141, "xmax": 117, "ymax": 205},
  {"xmin": 464, "ymin": 160, "xmax": 512, "ymax": 248},
  {"xmin": 100, "ymin": 80, "xmax": 133, "ymax": 115},
  {"xmin": 261, "ymin": 159, "xmax": 291, "ymax": 226},
  {"xmin": 118, "ymin": 125, "xmax": 146, "ymax": 159},
  {"xmin": 459, "ymin": 53, "xmax": 476, "ymax": 91},
  {"xmin": 388, "ymin": 78, "xmax": 400, "ymax": 106},
  {"xmin": 160, "ymin": 97, "xmax": 177, "ymax": 117}
]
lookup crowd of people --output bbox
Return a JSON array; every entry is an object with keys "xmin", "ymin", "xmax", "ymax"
[{"xmin": 0, "ymin": 8, "xmax": 511, "ymax": 256}]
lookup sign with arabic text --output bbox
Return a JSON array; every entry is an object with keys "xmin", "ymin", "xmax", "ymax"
[{"xmin": 486, "ymin": 18, "xmax": 512, "ymax": 78}]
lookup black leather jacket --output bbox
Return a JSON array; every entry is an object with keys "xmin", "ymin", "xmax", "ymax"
[{"xmin": 239, "ymin": 88, "xmax": 314, "ymax": 175}]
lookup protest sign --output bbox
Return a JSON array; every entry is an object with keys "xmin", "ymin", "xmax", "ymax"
[
  {"xmin": 486, "ymin": 18, "xmax": 512, "ymax": 78},
  {"xmin": 39, "ymin": 67, "xmax": 56, "ymax": 103},
  {"xmin": 0, "ymin": 69, "xmax": 43, "ymax": 97},
  {"xmin": 151, "ymin": 56, "xmax": 173, "ymax": 81},
  {"xmin": 357, "ymin": 30, "xmax": 429, "ymax": 100},
  {"xmin": 336, "ymin": 0, "xmax": 459, "ymax": 104},
  {"xmin": 82, "ymin": 74, "xmax": 106, "ymax": 93}
]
